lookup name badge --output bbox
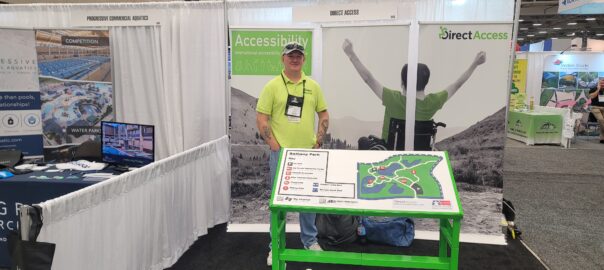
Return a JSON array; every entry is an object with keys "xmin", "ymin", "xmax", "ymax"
[
  {"xmin": 285, "ymin": 94, "xmax": 304, "ymax": 119},
  {"xmin": 599, "ymin": 94, "xmax": 604, "ymax": 101}
]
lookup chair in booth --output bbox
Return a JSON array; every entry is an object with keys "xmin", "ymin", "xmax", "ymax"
[
  {"xmin": 386, "ymin": 118, "xmax": 446, "ymax": 151},
  {"xmin": 72, "ymin": 140, "xmax": 102, "ymax": 162}
]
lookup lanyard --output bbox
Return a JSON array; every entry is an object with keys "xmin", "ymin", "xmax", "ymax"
[{"xmin": 281, "ymin": 74, "xmax": 306, "ymax": 99}]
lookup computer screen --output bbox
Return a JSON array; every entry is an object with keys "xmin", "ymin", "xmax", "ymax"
[{"xmin": 101, "ymin": 121, "xmax": 155, "ymax": 168}]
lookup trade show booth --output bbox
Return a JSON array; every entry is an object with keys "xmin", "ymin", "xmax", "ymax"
[
  {"xmin": 0, "ymin": 0, "xmax": 529, "ymax": 269},
  {"xmin": 0, "ymin": 2, "xmax": 230, "ymax": 269},
  {"xmin": 509, "ymin": 51, "xmax": 604, "ymax": 147}
]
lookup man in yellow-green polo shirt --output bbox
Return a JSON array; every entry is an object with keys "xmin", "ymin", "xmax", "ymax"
[{"xmin": 256, "ymin": 41, "xmax": 329, "ymax": 266}]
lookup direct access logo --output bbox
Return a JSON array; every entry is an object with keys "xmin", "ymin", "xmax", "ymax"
[{"xmin": 438, "ymin": 26, "xmax": 508, "ymax": 40}]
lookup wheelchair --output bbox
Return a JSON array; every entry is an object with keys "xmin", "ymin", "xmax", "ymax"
[{"xmin": 358, "ymin": 118, "xmax": 446, "ymax": 151}]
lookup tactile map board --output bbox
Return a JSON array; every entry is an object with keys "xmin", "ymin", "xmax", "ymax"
[{"xmin": 271, "ymin": 148, "xmax": 460, "ymax": 214}]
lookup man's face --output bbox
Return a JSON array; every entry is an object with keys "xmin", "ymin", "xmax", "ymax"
[{"xmin": 282, "ymin": 51, "xmax": 305, "ymax": 73}]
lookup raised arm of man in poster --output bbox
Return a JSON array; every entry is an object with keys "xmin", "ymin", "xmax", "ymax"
[
  {"xmin": 342, "ymin": 38, "xmax": 385, "ymax": 100},
  {"xmin": 444, "ymin": 51, "xmax": 486, "ymax": 101},
  {"xmin": 342, "ymin": 38, "xmax": 486, "ymax": 103}
]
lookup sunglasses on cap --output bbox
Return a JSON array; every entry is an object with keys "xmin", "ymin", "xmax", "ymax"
[
  {"xmin": 283, "ymin": 43, "xmax": 305, "ymax": 55},
  {"xmin": 285, "ymin": 43, "xmax": 304, "ymax": 51}
]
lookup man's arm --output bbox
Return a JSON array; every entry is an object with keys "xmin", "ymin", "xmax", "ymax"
[
  {"xmin": 589, "ymin": 84, "xmax": 601, "ymax": 99},
  {"xmin": 256, "ymin": 112, "xmax": 280, "ymax": 151},
  {"xmin": 342, "ymin": 39, "xmax": 384, "ymax": 100},
  {"xmin": 314, "ymin": 110, "xmax": 329, "ymax": 149},
  {"xmin": 444, "ymin": 51, "xmax": 486, "ymax": 100}
]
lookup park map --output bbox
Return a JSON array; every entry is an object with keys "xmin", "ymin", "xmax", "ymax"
[{"xmin": 357, "ymin": 154, "xmax": 444, "ymax": 200}]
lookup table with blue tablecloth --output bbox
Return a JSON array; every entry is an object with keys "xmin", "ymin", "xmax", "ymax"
[{"xmin": 0, "ymin": 167, "xmax": 119, "ymax": 267}]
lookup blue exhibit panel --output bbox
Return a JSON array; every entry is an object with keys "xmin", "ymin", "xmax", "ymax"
[
  {"xmin": 0, "ymin": 135, "xmax": 43, "ymax": 157},
  {"xmin": 0, "ymin": 92, "xmax": 41, "ymax": 111},
  {"xmin": 0, "ymin": 176, "xmax": 92, "ymax": 267}
]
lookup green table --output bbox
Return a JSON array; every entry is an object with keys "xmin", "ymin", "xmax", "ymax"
[
  {"xmin": 507, "ymin": 110, "xmax": 563, "ymax": 145},
  {"xmin": 270, "ymin": 149, "xmax": 463, "ymax": 270}
]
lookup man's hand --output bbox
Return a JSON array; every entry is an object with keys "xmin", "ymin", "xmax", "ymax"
[
  {"xmin": 342, "ymin": 38, "xmax": 354, "ymax": 56},
  {"xmin": 269, "ymin": 142, "xmax": 281, "ymax": 152},
  {"xmin": 473, "ymin": 51, "xmax": 486, "ymax": 66}
]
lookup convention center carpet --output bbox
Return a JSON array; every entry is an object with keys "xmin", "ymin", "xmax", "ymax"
[
  {"xmin": 503, "ymin": 137, "xmax": 604, "ymax": 270},
  {"xmin": 165, "ymin": 223, "xmax": 546, "ymax": 270}
]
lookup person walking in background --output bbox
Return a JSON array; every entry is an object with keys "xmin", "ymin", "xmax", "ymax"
[
  {"xmin": 256, "ymin": 41, "xmax": 329, "ymax": 266},
  {"xmin": 588, "ymin": 83, "xmax": 604, "ymax": 143},
  {"xmin": 342, "ymin": 38, "xmax": 486, "ymax": 143}
]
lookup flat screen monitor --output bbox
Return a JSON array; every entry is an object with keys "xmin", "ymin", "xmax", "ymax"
[{"xmin": 101, "ymin": 121, "xmax": 155, "ymax": 168}]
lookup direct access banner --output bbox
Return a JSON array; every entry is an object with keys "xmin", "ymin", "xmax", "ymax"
[
  {"xmin": 0, "ymin": 28, "xmax": 43, "ymax": 158},
  {"xmin": 417, "ymin": 23, "xmax": 512, "ymax": 236},
  {"xmin": 230, "ymin": 29, "xmax": 313, "ymax": 76},
  {"xmin": 35, "ymin": 29, "xmax": 114, "ymax": 159}
]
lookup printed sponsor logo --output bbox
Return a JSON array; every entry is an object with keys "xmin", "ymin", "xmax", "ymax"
[
  {"xmin": 438, "ymin": 26, "xmax": 509, "ymax": 40},
  {"xmin": 540, "ymin": 121, "xmax": 556, "ymax": 130},
  {"xmin": 432, "ymin": 200, "xmax": 452, "ymax": 209},
  {"xmin": 554, "ymin": 59, "xmax": 563, "ymax": 65}
]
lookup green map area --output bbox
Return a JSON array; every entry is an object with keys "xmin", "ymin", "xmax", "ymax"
[{"xmin": 357, "ymin": 154, "xmax": 444, "ymax": 200}]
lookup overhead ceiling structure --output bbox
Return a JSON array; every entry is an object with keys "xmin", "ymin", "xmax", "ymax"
[
  {"xmin": 518, "ymin": 0, "xmax": 604, "ymax": 45},
  {"xmin": 1, "ymin": 0, "xmax": 603, "ymax": 46}
]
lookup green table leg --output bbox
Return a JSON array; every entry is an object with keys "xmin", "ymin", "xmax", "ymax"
[
  {"xmin": 439, "ymin": 218, "xmax": 448, "ymax": 258},
  {"xmin": 271, "ymin": 210, "xmax": 287, "ymax": 270},
  {"xmin": 278, "ymin": 211, "xmax": 286, "ymax": 270},
  {"xmin": 449, "ymin": 219, "xmax": 461, "ymax": 270}
]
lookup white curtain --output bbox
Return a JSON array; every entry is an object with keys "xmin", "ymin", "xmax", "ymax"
[
  {"xmin": 0, "ymin": 2, "xmax": 228, "ymax": 159},
  {"xmin": 110, "ymin": 26, "xmax": 175, "ymax": 159},
  {"xmin": 37, "ymin": 135, "xmax": 231, "ymax": 270}
]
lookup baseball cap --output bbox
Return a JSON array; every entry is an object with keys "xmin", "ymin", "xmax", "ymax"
[{"xmin": 282, "ymin": 42, "xmax": 305, "ymax": 55}]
